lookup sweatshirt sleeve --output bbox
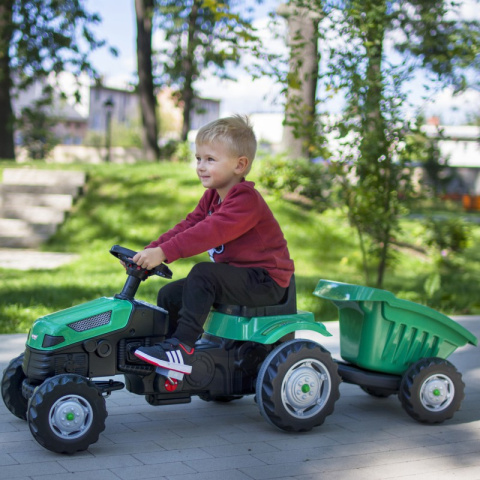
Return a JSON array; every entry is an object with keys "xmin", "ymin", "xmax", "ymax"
[{"xmin": 159, "ymin": 186, "xmax": 261, "ymax": 263}]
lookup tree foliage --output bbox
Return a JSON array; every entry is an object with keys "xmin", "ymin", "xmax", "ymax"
[
  {"xmin": 400, "ymin": 118, "xmax": 456, "ymax": 196},
  {"xmin": 153, "ymin": 0, "xmax": 258, "ymax": 139},
  {"xmin": 0, "ymin": 0, "xmax": 113, "ymax": 160},
  {"xmin": 324, "ymin": 0, "xmax": 479, "ymax": 286},
  {"xmin": 16, "ymin": 93, "xmax": 59, "ymax": 159},
  {"xmin": 267, "ymin": 0, "xmax": 480, "ymax": 287},
  {"xmin": 259, "ymin": 154, "xmax": 335, "ymax": 211}
]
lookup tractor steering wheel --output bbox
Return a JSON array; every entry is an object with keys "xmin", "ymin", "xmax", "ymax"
[{"xmin": 109, "ymin": 245, "xmax": 172, "ymax": 279}]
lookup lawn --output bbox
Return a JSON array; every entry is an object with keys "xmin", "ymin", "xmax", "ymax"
[{"xmin": 1, "ymin": 160, "xmax": 479, "ymax": 334}]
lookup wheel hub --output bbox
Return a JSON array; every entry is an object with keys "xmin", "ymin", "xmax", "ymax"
[
  {"xmin": 282, "ymin": 360, "xmax": 331, "ymax": 419},
  {"xmin": 420, "ymin": 374, "xmax": 455, "ymax": 412},
  {"xmin": 49, "ymin": 395, "xmax": 93, "ymax": 439}
]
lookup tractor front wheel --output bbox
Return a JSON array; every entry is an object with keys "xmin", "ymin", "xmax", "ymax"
[
  {"xmin": 1, "ymin": 353, "xmax": 28, "ymax": 420},
  {"xmin": 27, "ymin": 374, "xmax": 107, "ymax": 454}
]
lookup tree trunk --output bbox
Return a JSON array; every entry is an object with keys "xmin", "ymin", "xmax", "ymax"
[
  {"xmin": 359, "ymin": 17, "xmax": 387, "ymax": 181},
  {"xmin": 278, "ymin": 4, "xmax": 320, "ymax": 159},
  {"xmin": 180, "ymin": 2, "xmax": 200, "ymax": 141},
  {"xmin": 0, "ymin": 0, "xmax": 16, "ymax": 160},
  {"xmin": 135, "ymin": 0, "xmax": 160, "ymax": 160},
  {"xmin": 358, "ymin": 0, "xmax": 390, "ymax": 288}
]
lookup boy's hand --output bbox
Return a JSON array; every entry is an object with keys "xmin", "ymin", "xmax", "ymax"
[{"xmin": 132, "ymin": 247, "xmax": 166, "ymax": 270}]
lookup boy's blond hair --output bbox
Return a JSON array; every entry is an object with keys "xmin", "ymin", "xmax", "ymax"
[{"xmin": 196, "ymin": 115, "xmax": 257, "ymax": 172}]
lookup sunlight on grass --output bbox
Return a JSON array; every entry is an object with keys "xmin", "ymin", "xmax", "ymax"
[{"xmin": 1, "ymin": 160, "xmax": 479, "ymax": 333}]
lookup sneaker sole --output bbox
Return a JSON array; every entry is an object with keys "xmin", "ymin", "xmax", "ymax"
[{"xmin": 134, "ymin": 350, "xmax": 193, "ymax": 374}]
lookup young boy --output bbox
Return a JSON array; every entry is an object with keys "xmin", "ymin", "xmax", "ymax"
[{"xmin": 133, "ymin": 115, "xmax": 294, "ymax": 376}]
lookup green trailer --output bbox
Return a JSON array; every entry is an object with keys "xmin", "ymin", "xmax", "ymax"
[{"xmin": 314, "ymin": 279, "xmax": 478, "ymax": 423}]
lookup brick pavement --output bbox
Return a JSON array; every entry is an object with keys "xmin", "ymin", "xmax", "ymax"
[{"xmin": 1, "ymin": 317, "xmax": 479, "ymax": 480}]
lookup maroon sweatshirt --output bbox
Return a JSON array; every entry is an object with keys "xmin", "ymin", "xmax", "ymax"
[{"xmin": 146, "ymin": 180, "xmax": 294, "ymax": 287}]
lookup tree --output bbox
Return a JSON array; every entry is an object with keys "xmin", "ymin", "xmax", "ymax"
[
  {"xmin": 278, "ymin": 4, "xmax": 320, "ymax": 159},
  {"xmin": 16, "ymin": 94, "xmax": 59, "ymax": 159},
  {"xmin": 331, "ymin": 0, "xmax": 412, "ymax": 287},
  {"xmin": 0, "ymin": 0, "xmax": 111, "ymax": 160},
  {"xmin": 0, "ymin": 0, "xmax": 16, "ymax": 159},
  {"xmin": 154, "ymin": 0, "xmax": 257, "ymax": 140},
  {"xmin": 332, "ymin": 0, "xmax": 479, "ymax": 287},
  {"xmin": 136, "ymin": 0, "xmax": 160, "ymax": 160},
  {"xmin": 280, "ymin": 0, "xmax": 480, "ymax": 287}
]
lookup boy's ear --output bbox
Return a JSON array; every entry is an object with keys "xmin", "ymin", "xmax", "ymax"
[{"xmin": 235, "ymin": 156, "xmax": 249, "ymax": 174}]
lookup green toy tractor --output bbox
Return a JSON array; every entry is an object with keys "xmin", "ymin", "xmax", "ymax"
[
  {"xmin": 2, "ymin": 245, "xmax": 477, "ymax": 454},
  {"xmin": 1, "ymin": 245, "xmax": 340, "ymax": 454}
]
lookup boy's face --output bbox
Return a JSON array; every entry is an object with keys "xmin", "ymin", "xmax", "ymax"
[{"xmin": 195, "ymin": 141, "xmax": 248, "ymax": 200}]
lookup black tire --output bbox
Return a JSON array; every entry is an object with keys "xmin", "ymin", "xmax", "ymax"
[
  {"xmin": 27, "ymin": 374, "xmax": 107, "ymax": 454},
  {"xmin": 1, "ymin": 354, "xmax": 28, "ymax": 420},
  {"xmin": 360, "ymin": 386, "xmax": 396, "ymax": 398},
  {"xmin": 256, "ymin": 339, "xmax": 341, "ymax": 432},
  {"xmin": 399, "ymin": 357, "xmax": 464, "ymax": 424}
]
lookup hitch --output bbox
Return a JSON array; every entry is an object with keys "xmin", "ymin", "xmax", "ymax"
[{"xmin": 94, "ymin": 379, "xmax": 125, "ymax": 396}]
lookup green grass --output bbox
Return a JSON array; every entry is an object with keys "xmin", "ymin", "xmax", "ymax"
[{"xmin": 1, "ymin": 160, "xmax": 479, "ymax": 333}]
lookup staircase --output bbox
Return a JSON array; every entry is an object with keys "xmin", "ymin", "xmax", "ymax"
[{"xmin": 0, "ymin": 168, "xmax": 86, "ymax": 248}]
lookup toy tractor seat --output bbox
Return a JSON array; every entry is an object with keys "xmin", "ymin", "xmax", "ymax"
[
  {"xmin": 205, "ymin": 275, "xmax": 329, "ymax": 344},
  {"xmin": 213, "ymin": 275, "xmax": 297, "ymax": 317}
]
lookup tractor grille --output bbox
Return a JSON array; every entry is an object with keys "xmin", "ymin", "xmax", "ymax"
[{"xmin": 68, "ymin": 311, "xmax": 112, "ymax": 332}]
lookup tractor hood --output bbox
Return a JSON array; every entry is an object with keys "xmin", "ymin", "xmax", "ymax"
[{"xmin": 26, "ymin": 297, "xmax": 133, "ymax": 351}]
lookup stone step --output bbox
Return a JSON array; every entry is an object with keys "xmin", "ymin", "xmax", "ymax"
[
  {"xmin": 0, "ymin": 192, "xmax": 73, "ymax": 210},
  {"xmin": 0, "ymin": 205, "xmax": 65, "ymax": 224},
  {"xmin": 0, "ymin": 219, "xmax": 54, "ymax": 248},
  {"xmin": 0, "ymin": 218, "xmax": 58, "ymax": 236},
  {"xmin": 2, "ymin": 168, "xmax": 86, "ymax": 188},
  {"xmin": 0, "ymin": 183, "xmax": 82, "ymax": 196},
  {"xmin": 0, "ymin": 236, "xmax": 49, "ymax": 249},
  {"xmin": 0, "ymin": 168, "xmax": 86, "ymax": 249}
]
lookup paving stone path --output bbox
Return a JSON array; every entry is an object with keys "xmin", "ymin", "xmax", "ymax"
[{"xmin": 0, "ymin": 317, "xmax": 479, "ymax": 480}]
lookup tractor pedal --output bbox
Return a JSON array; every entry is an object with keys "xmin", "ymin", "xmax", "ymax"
[{"xmin": 156, "ymin": 367, "xmax": 184, "ymax": 383}]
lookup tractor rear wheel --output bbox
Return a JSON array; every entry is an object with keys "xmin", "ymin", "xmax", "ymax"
[{"xmin": 256, "ymin": 339, "xmax": 341, "ymax": 432}]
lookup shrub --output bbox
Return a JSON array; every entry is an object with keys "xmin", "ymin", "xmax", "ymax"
[
  {"xmin": 258, "ymin": 154, "xmax": 335, "ymax": 211},
  {"xmin": 424, "ymin": 217, "xmax": 472, "ymax": 253}
]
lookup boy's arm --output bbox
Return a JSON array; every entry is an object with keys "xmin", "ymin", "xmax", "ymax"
[{"xmin": 160, "ymin": 187, "xmax": 260, "ymax": 262}]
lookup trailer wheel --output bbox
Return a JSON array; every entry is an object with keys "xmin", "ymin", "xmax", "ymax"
[
  {"xmin": 256, "ymin": 339, "xmax": 340, "ymax": 432},
  {"xmin": 27, "ymin": 374, "xmax": 107, "ymax": 454},
  {"xmin": 1, "ymin": 354, "xmax": 28, "ymax": 420},
  {"xmin": 399, "ymin": 357, "xmax": 464, "ymax": 424}
]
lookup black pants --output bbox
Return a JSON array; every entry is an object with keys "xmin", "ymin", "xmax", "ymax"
[{"xmin": 157, "ymin": 262, "xmax": 287, "ymax": 346}]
